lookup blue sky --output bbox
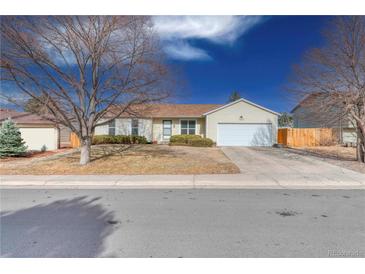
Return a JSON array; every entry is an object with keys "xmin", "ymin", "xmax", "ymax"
[
  {"xmin": 1, "ymin": 16, "xmax": 329, "ymax": 113},
  {"xmin": 154, "ymin": 16, "xmax": 329, "ymax": 113}
]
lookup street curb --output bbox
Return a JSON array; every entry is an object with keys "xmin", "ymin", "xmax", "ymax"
[
  {"xmin": 1, "ymin": 174, "xmax": 365, "ymax": 189},
  {"xmin": 1, "ymin": 185, "xmax": 365, "ymax": 189}
]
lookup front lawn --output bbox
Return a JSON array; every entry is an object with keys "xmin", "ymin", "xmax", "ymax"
[{"xmin": 0, "ymin": 144, "xmax": 240, "ymax": 175}]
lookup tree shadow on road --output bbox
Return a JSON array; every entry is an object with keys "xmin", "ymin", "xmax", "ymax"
[{"xmin": 0, "ymin": 196, "xmax": 116, "ymax": 257}]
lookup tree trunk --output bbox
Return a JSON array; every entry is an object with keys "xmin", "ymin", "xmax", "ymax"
[
  {"xmin": 79, "ymin": 137, "xmax": 91, "ymax": 165},
  {"xmin": 359, "ymin": 141, "xmax": 365, "ymax": 164},
  {"xmin": 356, "ymin": 127, "xmax": 365, "ymax": 163}
]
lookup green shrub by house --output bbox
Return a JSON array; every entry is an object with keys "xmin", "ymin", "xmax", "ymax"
[
  {"xmin": 189, "ymin": 138, "xmax": 214, "ymax": 147},
  {"xmin": 170, "ymin": 134, "xmax": 214, "ymax": 147},
  {"xmin": 92, "ymin": 135, "xmax": 148, "ymax": 145},
  {"xmin": 170, "ymin": 134, "xmax": 201, "ymax": 144},
  {"xmin": 0, "ymin": 118, "xmax": 27, "ymax": 157}
]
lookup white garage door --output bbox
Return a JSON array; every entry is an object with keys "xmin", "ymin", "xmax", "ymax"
[
  {"xmin": 217, "ymin": 123, "xmax": 273, "ymax": 146},
  {"xmin": 19, "ymin": 127, "xmax": 59, "ymax": 151}
]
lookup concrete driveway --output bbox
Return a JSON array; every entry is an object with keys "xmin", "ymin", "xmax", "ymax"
[{"xmin": 221, "ymin": 147, "xmax": 365, "ymax": 186}]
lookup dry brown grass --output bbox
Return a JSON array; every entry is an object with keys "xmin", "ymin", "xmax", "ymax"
[
  {"xmin": 0, "ymin": 144, "xmax": 240, "ymax": 175},
  {"xmin": 296, "ymin": 146, "xmax": 356, "ymax": 161},
  {"xmin": 0, "ymin": 148, "xmax": 72, "ymax": 162},
  {"xmin": 292, "ymin": 146, "xmax": 365, "ymax": 174}
]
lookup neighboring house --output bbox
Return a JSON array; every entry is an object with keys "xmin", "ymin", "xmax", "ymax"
[
  {"xmin": 291, "ymin": 94, "xmax": 357, "ymax": 144},
  {"xmin": 0, "ymin": 109, "xmax": 60, "ymax": 151},
  {"xmin": 95, "ymin": 98, "xmax": 280, "ymax": 146}
]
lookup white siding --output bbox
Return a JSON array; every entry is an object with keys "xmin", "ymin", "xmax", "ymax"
[
  {"xmin": 343, "ymin": 128, "xmax": 357, "ymax": 143},
  {"xmin": 115, "ymin": 118, "xmax": 131, "ymax": 135},
  {"xmin": 94, "ymin": 119, "xmax": 108, "ymax": 135}
]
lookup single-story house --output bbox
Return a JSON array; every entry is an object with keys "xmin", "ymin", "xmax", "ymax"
[
  {"xmin": 96, "ymin": 98, "xmax": 279, "ymax": 146},
  {"xmin": 0, "ymin": 109, "xmax": 60, "ymax": 151},
  {"xmin": 291, "ymin": 94, "xmax": 357, "ymax": 144}
]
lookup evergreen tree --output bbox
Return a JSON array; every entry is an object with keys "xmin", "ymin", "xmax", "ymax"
[
  {"xmin": 24, "ymin": 95, "xmax": 50, "ymax": 115},
  {"xmin": 0, "ymin": 118, "xmax": 27, "ymax": 157},
  {"xmin": 228, "ymin": 91, "xmax": 241, "ymax": 102},
  {"xmin": 278, "ymin": 112, "xmax": 293, "ymax": 128}
]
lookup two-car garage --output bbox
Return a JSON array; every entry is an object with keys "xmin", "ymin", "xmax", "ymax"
[
  {"xmin": 204, "ymin": 99, "xmax": 279, "ymax": 147},
  {"xmin": 217, "ymin": 123, "xmax": 273, "ymax": 146}
]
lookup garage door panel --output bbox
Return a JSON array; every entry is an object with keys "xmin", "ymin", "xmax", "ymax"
[
  {"xmin": 19, "ymin": 128, "xmax": 58, "ymax": 151},
  {"xmin": 217, "ymin": 123, "xmax": 272, "ymax": 146}
]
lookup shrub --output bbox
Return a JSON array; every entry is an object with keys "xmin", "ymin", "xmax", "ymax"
[
  {"xmin": 189, "ymin": 138, "xmax": 214, "ymax": 147},
  {"xmin": 92, "ymin": 135, "xmax": 147, "ymax": 145},
  {"xmin": 170, "ymin": 134, "xmax": 202, "ymax": 144},
  {"xmin": 170, "ymin": 134, "xmax": 214, "ymax": 147},
  {"xmin": 0, "ymin": 118, "xmax": 28, "ymax": 157}
]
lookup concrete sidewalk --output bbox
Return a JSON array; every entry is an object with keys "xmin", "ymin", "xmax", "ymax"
[{"xmin": 1, "ymin": 174, "xmax": 365, "ymax": 189}]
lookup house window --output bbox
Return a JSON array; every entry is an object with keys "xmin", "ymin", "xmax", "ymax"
[
  {"xmin": 108, "ymin": 119, "xmax": 116, "ymax": 135},
  {"xmin": 131, "ymin": 118, "xmax": 139, "ymax": 136},
  {"xmin": 180, "ymin": 120, "xmax": 196, "ymax": 135}
]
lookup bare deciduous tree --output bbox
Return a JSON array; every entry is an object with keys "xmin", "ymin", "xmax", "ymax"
[
  {"xmin": 0, "ymin": 16, "xmax": 172, "ymax": 165},
  {"xmin": 289, "ymin": 16, "xmax": 365, "ymax": 163}
]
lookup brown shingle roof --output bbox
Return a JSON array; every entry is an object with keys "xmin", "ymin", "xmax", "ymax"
[
  {"xmin": 106, "ymin": 104, "xmax": 223, "ymax": 118},
  {"xmin": 0, "ymin": 109, "xmax": 55, "ymax": 125}
]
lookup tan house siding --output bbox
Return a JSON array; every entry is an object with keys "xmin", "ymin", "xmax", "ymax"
[
  {"xmin": 93, "ymin": 101, "xmax": 279, "ymax": 145},
  {"xmin": 152, "ymin": 118, "xmax": 206, "ymax": 143},
  {"xmin": 138, "ymin": 118, "xmax": 153, "ymax": 141},
  {"xmin": 205, "ymin": 100, "xmax": 278, "ymax": 143},
  {"xmin": 94, "ymin": 118, "xmax": 153, "ymax": 141},
  {"xmin": 198, "ymin": 118, "xmax": 206, "ymax": 137}
]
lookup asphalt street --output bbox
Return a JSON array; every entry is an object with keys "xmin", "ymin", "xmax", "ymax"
[{"xmin": 1, "ymin": 189, "xmax": 364, "ymax": 257}]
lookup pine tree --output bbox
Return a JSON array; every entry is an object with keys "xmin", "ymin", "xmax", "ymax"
[
  {"xmin": 228, "ymin": 91, "xmax": 241, "ymax": 102},
  {"xmin": 24, "ymin": 94, "xmax": 51, "ymax": 115},
  {"xmin": 278, "ymin": 112, "xmax": 293, "ymax": 128},
  {"xmin": 0, "ymin": 118, "xmax": 27, "ymax": 157}
]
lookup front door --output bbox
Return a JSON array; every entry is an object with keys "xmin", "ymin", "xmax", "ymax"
[{"xmin": 162, "ymin": 120, "xmax": 172, "ymax": 140}]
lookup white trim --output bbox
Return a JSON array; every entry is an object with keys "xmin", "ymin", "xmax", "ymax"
[
  {"xmin": 179, "ymin": 119, "xmax": 197, "ymax": 135},
  {"xmin": 203, "ymin": 98, "xmax": 280, "ymax": 116}
]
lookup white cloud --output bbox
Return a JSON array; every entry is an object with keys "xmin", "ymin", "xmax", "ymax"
[
  {"xmin": 163, "ymin": 40, "xmax": 211, "ymax": 61},
  {"xmin": 153, "ymin": 16, "xmax": 263, "ymax": 61}
]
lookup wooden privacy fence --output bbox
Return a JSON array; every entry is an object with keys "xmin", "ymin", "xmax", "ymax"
[
  {"xmin": 277, "ymin": 128, "xmax": 335, "ymax": 147},
  {"xmin": 70, "ymin": 132, "xmax": 81, "ymax": 148}
]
